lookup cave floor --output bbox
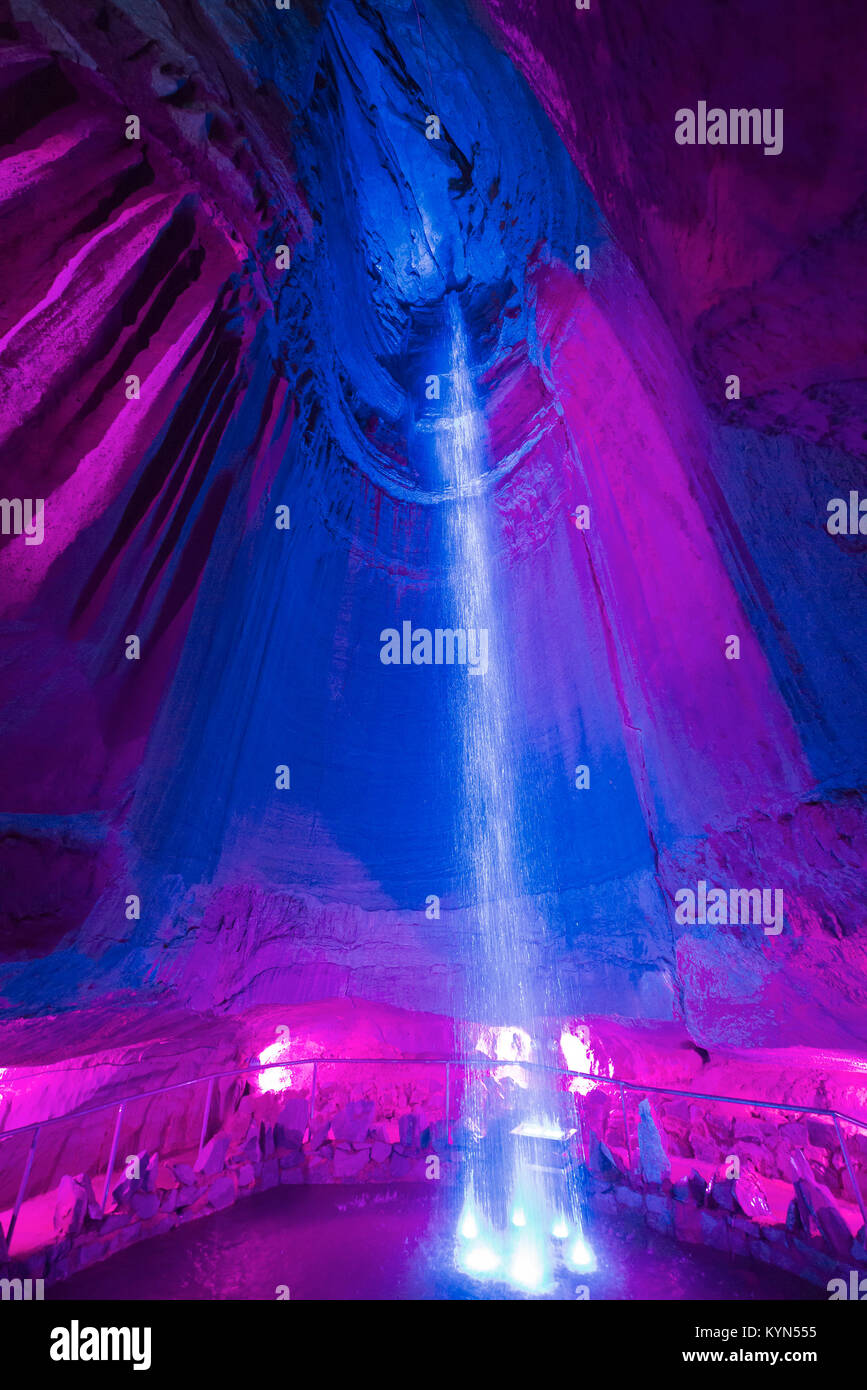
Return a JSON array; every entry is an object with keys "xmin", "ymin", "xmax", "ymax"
[{"xmin": 48, "ymin": 1182, "xmax": 822, "ymax": 1302}]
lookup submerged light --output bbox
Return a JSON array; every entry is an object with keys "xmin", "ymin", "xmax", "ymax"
[
  {"xmin": 566, "ymin": 1235, "xmax": 597, "ymax": 1273},
  {"xmin": 510, "ymin": 1120, "xmax": 576, "ymax": 1141},
  {"xmin": 459, "ymin": 1241, "xmax": 500, "ymax": 1277},
  {"xmin": 509, "ymin": 1237, "xmax": 547, "ymax": 1293},
  {"xmin": 459, "ymin": 1206, "xmax": 479, "ymax": 1240}
]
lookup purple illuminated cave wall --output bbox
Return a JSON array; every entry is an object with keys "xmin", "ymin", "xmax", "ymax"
[{"xmin": 0, "ymin": 0, "xmax": 865, "ymax": 1119}]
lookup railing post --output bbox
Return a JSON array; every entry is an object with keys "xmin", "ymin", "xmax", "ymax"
[
  {"xmin": 308, "ymin": 1062, "xmax": 318, "ymax": 1131},
  {"xmin": 6, "ymin": 1123, "xmax": 40, "ymax": 1249},
  {"xmin": 833, "ymin": 1113, "xmax": 867, "ymax": 1233},
  {"xmin": 620, "ymin": 1083, "xmax": 630, "ymax": 1168},
  {"xmin": 445, "ymin": 1062, "xmax": 451, "ymax": 1146},
  {"xmin": 101, "ymin": 1102, "xmax": 125, "ymax": 1212},
  {"xmin": 198, "ymin": 1076, "xmax": 215, "ymax": 1161}
]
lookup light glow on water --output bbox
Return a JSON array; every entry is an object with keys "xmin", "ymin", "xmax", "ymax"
[
  {"xmin": 509, "ymin": 1236, "xmax": 548, "ymax": 1293},
  {"xmin": 511, "ymin": 1120, "xmax": 576, "ymax": 1141},
  {"xmin": 460, "ymin": 1242, "xmax": 501, "ymax": 1276},
  {"xmin": 458, "ymin": 1204, "xmax": 479, "ymax": 1240},
  {"xmin": 566, "ymin": 1235, "xmax": 597, "ymax": 1273}
]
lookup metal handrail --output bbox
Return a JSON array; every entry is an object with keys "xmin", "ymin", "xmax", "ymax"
[
  {"xmin": 2, "ymin": 1054, "xmax": 866, "ymax": 1141},
  {"xmin": 2, "ymin": 1052, "xmax": 866, "ymax": 1248}
]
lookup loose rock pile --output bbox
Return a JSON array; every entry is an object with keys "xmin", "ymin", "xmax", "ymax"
[
  {"xmin": 584, "ymin": 1094, "xmax": 867, "ymax": 1288},
  {"xmin": 0, "ymin": 1094, "xmax": 453, "ymax": 1288}
]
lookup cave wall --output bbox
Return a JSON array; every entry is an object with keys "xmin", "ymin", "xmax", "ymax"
[{"xmin": 0, "ymin": 0, "xmax": 864, "ymax": 1052}]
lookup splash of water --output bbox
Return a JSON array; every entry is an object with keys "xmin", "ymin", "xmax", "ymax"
[{"xmin": 440, "ymin": 296, "xmax": 587, "ymax": 1291}]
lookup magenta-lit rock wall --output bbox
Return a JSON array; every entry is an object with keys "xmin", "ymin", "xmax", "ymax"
[{"xmin": 0, "ymin": 0, "xmax": 864, "ymax": 1072}]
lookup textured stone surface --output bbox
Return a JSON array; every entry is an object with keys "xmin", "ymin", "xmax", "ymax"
[
  {"xmin": 637, "ymin": 1100, "xmax": 671, "ymax": 1185},
  {"xmin": 0, "ymin": 6, "xmax": 863, "ymax": 1319},
  {"xmin": 0, "ymin": 0, "xmax": 859, "ymax": 1062}
]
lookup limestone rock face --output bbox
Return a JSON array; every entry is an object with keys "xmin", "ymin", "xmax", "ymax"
[
  {"xmin": 0, "ymin": 0, "xmax": 863, "ymax": 1080},
  {"xmin": 637, "ymin": 1099, "xmax": 671, "ymax": 1186}
]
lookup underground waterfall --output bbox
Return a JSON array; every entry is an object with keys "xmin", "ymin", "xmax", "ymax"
[{"xmin": 440, "ymin": 298, "xmax": 591, "ymax": 1291}]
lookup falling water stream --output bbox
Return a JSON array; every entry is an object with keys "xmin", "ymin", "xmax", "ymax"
[{"xmin": 440, "ymin": 297, "xmax": 590, "ymax": 1292}]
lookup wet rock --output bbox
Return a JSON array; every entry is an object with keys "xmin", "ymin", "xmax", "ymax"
[
  {"xmin": 241, "ymin": 1121, "xmax": 262, "ymax": 1160},
  {"xmin": 615, "ymin": 1185, "xmax": 642, "ymax": 1209},
  {"xmin": 807, "ymin": 1119, "xmax": 838, "ymax": 1152},
  {"xmin": 100, "ymin": 1211, "xmax": 131, "ymax": 1235},
  {"xmin": 142, "ymin": 1152, "xmax": 159, "ymax": 1193},
  {"xmin": 780, "ymin": 1121, "xmax": 809, "ymax": 1148},
  {"xmin": 734, "ymin": 1169, "xmax": 771, "ymax": 1221},
  {"xmin": 699, "ymin": 1210, "xmax": 730, "ymax": 1252},
  {"xmin": 55, "ymin": 1175, "xmax": 88, "ymax": 1237},
  {"xmin": 815, "ymin": 1203, "xmax": 854, "ymax": 1259},
  {"xmin": 674, "ymin": 1202, "xmax": 703, "ymax": 1244},
  {"xmin": 130, "ymin": 1191, "xmax": 159, "ymax": 1220},
  {"xmin": 275, "ymin": 1096, "xmax": 308, "ymax": 1149},
  {"xmin": 709, "ymin": 1175, "xmax": 736, "ymax": 1211},
  {"xmin": 195, "ymin": 1134, "xmax": 229, "ymax": 1176},
  {"xmin": 334, "ymin": 1147, "xmax": 369, "ymax": 1178},
  {"xmin": 309, "ymin": 1122, "xmax": 331, "ymax": 1149},
  {"xmin": 155, "ymin": 1164, "xmax": 177, "ymax": 1191},
  {"xmin": 786, "ymin": 1197, "xmax": 805, "ymax": 1232},
  {"xmin": 588, "ymin": 1133, "xmax": 623, "ymax": 1178},
  {"xmin": 687, "ymin": 1169, "xmax": 707, "ymax": 1204},
  {"xmin": 733, "ymin": 1117, "xmax": 765, "ymax": 1143},
  {"xmin": 332, "ymin": 1101, "xmax": 374, "ymax": 1144},
  {"xmin": 208, "ymin": 1176, "xmax": 236, "ymax": 1210},
  {"xmin": 637, "ymin": 1099, "xmax": 671, "ymax": 1185},
  {"xmin": 261, "ymin": 1123, "xmax": 275, "ymax": 1159},
  {"xmin": 398, "ymin": 1113, "xmax": 421, "ymax": 1150},
  {"xmin": 371, "ymin": 1141, "xmax": 391, "ymax": 1164},
  {"xmin": 762, "ymin": 1223, "xmax": 787, "ymax": 1244},
  {"xmin": 111, "ymin": 1150, "xmax": 153, "ymax": 1210}
]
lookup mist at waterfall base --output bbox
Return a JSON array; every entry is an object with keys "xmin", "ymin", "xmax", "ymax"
[{"xmin": 437, "ymin": 299, "xmax": 592, "ymax": 1294}]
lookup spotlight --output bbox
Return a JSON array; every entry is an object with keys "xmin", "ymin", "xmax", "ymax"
[
  {"xmin": 459, "ymin": 1208, "xmax": 479, "ymax": 1240},
  {"xmin": 461, "ymin": 1243, "xmax": 500, "ymax": 1276},
  {"xmin": 551, "ymin": 1218, "xmax": 569, "ymax": 1240},
  {"xmin": 509, "ymin": 1239, "xmax": 546, "ymax": 1292},
  {"xmin": 510, "ymin": 1206, "xmax": 527, "ymax": 1227},
  {"xmin": 566, "ymin": 1235, "xmax": 596, "ymax": 1273}
]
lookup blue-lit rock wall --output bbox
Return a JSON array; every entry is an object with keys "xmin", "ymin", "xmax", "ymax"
[{"xmin": 0, "ymin": 0, "xmax": 864, "ymax": 1053}]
